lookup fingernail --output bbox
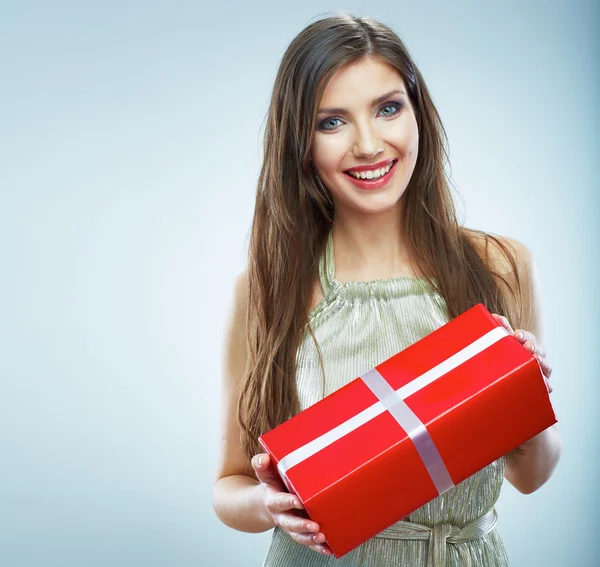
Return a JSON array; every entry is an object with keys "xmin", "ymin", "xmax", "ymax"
[
  {"xmin": 258, "ymin": 456, "xmax": 263, "ymax": 467},
  {"xmin": 516, "ymin": 331, "xmax": 523, "ymax": 339}
]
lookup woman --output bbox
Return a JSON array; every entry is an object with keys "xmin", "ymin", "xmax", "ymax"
[{"xmin": 212, "ymin": 13, "xmax": 562, "ymax": 566}]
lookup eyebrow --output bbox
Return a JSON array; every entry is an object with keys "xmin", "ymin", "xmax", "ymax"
[{"xmin": 316, "ymin": 89, "xmax": 406, "ymax": 115}]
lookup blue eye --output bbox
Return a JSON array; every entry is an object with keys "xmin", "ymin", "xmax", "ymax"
[
  {"xmin": 316, "ymin": 100, "xmax": 404, "ymax": 131},
  {"xmin": 379, "ymin": 102, "xmax": 402, "ymax": 117},
  {"xmin": 318, "ymin": 117, "xmax": 344, "ymax": 131}
]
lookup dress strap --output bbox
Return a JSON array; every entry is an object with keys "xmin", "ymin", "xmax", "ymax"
[{"xmin": 318, "ymin": 229, "xmax": 336, "ymax": 296}]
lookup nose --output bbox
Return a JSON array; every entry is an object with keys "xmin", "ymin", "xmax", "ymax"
[{"xmin": 352, "ymin": 124, "xmax": 384, "ymax": 159}]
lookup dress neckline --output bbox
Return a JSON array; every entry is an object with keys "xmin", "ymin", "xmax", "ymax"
[
  {"xmin": 319, "ymin": 229, "xmax": 436, "ymax": 294},
  {"xmin": 309, "ymin": 230, "xmax": 440, "ymax": 323}
]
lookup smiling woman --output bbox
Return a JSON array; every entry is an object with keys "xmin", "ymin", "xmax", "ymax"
[{"xmin": 212, "ymin": 11, "xmax": 561, "ymax": 567}]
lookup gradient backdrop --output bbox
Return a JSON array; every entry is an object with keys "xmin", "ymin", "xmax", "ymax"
[{"xmin": 1, "ymin": 0, "xmax": 598, "ymax": 565}]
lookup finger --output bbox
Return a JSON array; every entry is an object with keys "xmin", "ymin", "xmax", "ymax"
[
  {"xmin": 523, "ymin": 340, "xmax": 540, "ymax": 355},
  {"xmin": 291, "ymin": 532, "xmax": 333, "ymax": 556},
  {"xmin": 536, "ymin": 354, "xmax": 553, "ymax": 380},
  {"xmin": 305, "ymin": 540, "xmax": 333, "ymax": 555},
  {"xmin": 288, "ymin": 530, "xmax": 330, "ymax": 550},
  {"xmin": 251, "ymin": 453, "xmax": 267, "ymax": 471},
  {"xmin": 522, "ymin": 340, "xmax": 546, "ymax": 359},
  {"xmin": 275, "ymin": 513, "xmax": 320, "ymax": 535},
  {"xmin": 512, "ymin": 332, "xmax": 546, "ymax": 359},
  {"xmin": 267, "ymin": 492, "xmax": 305, "ymax": 514},
  {"xmin": 492, "ymin": 314, "xmax": 514, "ymax": 333},
  {"xmin": 252, "ymin": 454, "xmax": 284, "ymax": 487},
  {"xmin": 254, "ymin": 462, "xmax": 286, "ymax": 492},
  {"xmin": 315, "ymin": 542, "xmax": 333, "ymax": 555},
  {"xmin": 513, "ymin": 329, "xmax": 539, "ymax": 348}
]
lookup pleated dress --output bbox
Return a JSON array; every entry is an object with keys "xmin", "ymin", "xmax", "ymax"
[{"xmin": 261, "ymin": 229, "xmax": 511, "ymax": 567}]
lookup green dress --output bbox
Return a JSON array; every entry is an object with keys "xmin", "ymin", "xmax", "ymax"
[{"xmin": 261, "ymin": 230, "xmax": 511, "ymax": 567}]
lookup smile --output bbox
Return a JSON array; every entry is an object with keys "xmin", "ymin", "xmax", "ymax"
[
  {"xmin": 345, "ymin": 159, "xmax": 395, "ymax": 180},
  {"xmin": 343, "ymin": 159, "xmax": 398, "ymax": 190}
]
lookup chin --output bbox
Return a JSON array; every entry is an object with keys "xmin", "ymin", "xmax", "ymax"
[{"xmin": 340, "ymin": 194, "xmax": 406, "ymax": 216}]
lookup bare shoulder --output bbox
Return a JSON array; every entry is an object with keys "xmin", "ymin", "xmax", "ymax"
[
  {"xmin": 466, "ymin": 228, "xmax": 533, "ymax": 277},
  {"xmin": 465, "ymin": 228, "xmax": 541, "ymax": 335}
]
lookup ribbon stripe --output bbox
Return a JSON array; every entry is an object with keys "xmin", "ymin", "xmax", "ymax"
[{"xmin": 361, "ymin": 368, "xmax": 455, "ymax": 495}]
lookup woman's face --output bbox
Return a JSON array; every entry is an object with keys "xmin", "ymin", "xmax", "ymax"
[{"xmin": 310, "ymin": 56, "xmax": 419, "ymax": 218}]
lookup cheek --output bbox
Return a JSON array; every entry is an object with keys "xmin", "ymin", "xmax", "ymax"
[
  {"xmin": 311, "ymin": 137, "xmax": 345, "ymax": 174},
  {"xmin": 400, "ymin": 115, "xmax": 419, "ymax": 144},
  {"xmin": 396, "ymin": 117, "xmax": 419, "ymax": 155},
  {"xmin": 407, "ymin": 129, "xmax": 419, "ymax": 160}
]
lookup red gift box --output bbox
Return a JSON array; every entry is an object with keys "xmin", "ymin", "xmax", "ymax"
[{"xmin": 258, "ymin": 303, "xmax": 557, "ymax": 558}]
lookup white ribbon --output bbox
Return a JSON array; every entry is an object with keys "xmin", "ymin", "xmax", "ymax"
[{"xmin": 361, "ymin": 367, "xmax": 455, "ymax": 494}]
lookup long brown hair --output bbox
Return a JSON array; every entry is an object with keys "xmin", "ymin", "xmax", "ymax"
[{"xmin": 238, "ymin": 13, "xmax": 522, "ymax": 463}]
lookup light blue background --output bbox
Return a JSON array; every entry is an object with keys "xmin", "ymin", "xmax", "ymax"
[{"xmin": 1, "ymin": 1, "xmax": 598, "ymax": 565}]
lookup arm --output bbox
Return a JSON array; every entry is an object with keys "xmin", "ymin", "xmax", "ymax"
[
  {"xmin": 211, "ymin": 272, "xmax": 333, "ymax": 553},
  {"xmin": 492, "ymin": 237, "xmax": 563, "ymax": 494},
  {"xmin": 211, "ymin": 271, "xmax": 275, "ymax": 533}
]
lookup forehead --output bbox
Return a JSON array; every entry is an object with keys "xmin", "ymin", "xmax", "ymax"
[{"xmin": 319, "ymin": 57, "xmax": 405, "ymax": 104}]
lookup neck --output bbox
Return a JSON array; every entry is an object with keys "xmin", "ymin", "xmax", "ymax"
[{"xmin": 331, "ymin": 205, "xmax": 418, "ymax": 282}]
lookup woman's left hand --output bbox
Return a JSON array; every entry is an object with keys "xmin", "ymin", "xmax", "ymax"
[{"xmin": 491, "ymin": 313, "xmax": 553, "ymax": 394}]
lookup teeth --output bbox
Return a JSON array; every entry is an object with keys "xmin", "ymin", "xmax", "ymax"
[{"xmin": 348, "ymin": 161, "xmax": 394, "ymax": 180}]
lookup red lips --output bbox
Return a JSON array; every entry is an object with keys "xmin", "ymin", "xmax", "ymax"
[{"xmin": 344, "ymin": 159, "xmax": 395, "ymax": 173}]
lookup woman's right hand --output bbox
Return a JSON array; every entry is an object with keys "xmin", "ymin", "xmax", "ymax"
[{"xmin": 252, "ymin": 453, "xmax": 333, "ymax": 556}]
